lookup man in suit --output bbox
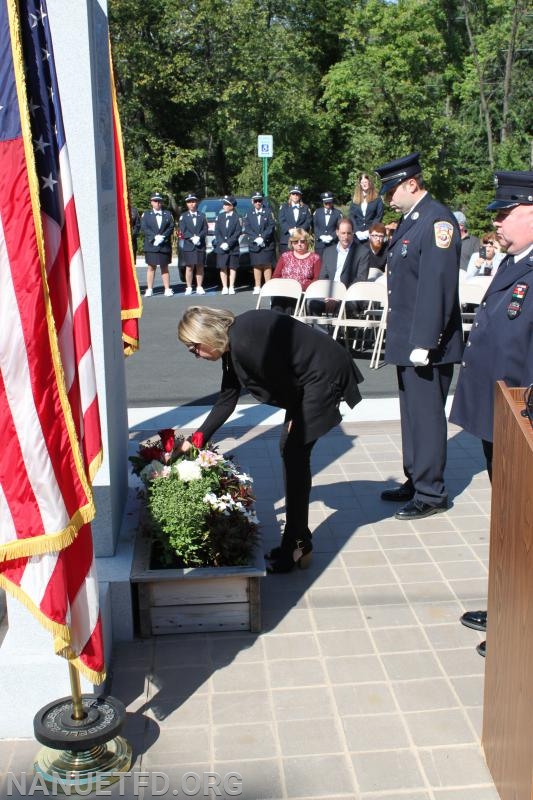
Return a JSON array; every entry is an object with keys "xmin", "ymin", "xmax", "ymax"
[
  {"xmin": 313, "ymin": 192, "xmax": 342, "ymax": 257},
  {"xmin": 450, "ymin": 171, "xmax": 533, "ymax": 656},
  {"xmin": 177, "ymin": 306, "xmax": 363, "ymax": 573},
  {"xmin": 308, "ymin": 217, "xmax": 368, "ymax": 317},
  {"xmin": 278, "ymin": 185, "xmax": 312, "ymax": 254},
  {"xmin": 374, "ymin": 152, "xmax": 463, "ymax": 520},
  {"xmin": 179, "ymin": 192, "xmax": 208, "ymax": 295},
  {"xmin": 141, "ymin": 192, "xmax": 175, "ymax": 297}
]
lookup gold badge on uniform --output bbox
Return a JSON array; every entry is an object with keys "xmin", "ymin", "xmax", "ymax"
[{"xmin": 434, "ymin": 221, "xmax": 453, "ymax": 249}]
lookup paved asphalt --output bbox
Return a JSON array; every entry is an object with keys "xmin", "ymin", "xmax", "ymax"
[{"xmin": 125, "ymin": 264, "xmax": 458, "ymax": 407}]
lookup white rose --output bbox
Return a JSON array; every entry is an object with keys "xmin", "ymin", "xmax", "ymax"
[{"xmin": 175, "ymin": 461, "xmax": 202, "ymax": 482}]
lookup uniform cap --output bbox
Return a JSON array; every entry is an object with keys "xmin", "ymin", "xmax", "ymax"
[
  {"xmin": 321, "ymin": 192, "xmax": 334, "ymax": 203},
  {"xmin": 374, "ymin": 152, "xmax": 422, "ymax": 195},
  {"xmin": 487, "ymin": 171, "xmax": 533, "ymax": 210},
  {"xmin": 251, "ymin": 192, "xmax": 264, "ymax": 201},
  {"xmin": 185, "ymin": 193, "xmax": 198, "ymax": 202},
  {"xmin": 221, "ymin": 194, "xmax": 237, "ymax": 206},
  {"xmin": 289, "ymin": 185, "xmax": 302, "ymax": 196},
  {"xmin": 151, "ymin": 192, "xmax": 164, "ymax": 201}
]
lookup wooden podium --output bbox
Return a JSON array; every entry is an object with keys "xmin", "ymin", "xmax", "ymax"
[{"xmin": 483, "ymin": 382, "xmax": 533, "ymax": 800}]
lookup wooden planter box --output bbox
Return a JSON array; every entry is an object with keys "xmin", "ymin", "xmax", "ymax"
[{"xmin": 130, "ymin": 530, "xmax": 266, "ymax": 636}]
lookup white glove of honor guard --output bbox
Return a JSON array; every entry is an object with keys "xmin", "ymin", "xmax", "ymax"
[
  {"xmin": 320, "ymin": 234, "xmax": 333, "ymax": 243},
  {"xmin": 254, "ymin": 237, "xmax": 264, "ymax": 246},
  {"xmin": 220, "ymin": 242, "xmax": 229, "ymax": 251},
  {"xmin": 191, "ymin": 235, "xmax": 200, "ymax": 245},
  {"xmin": 153, "ymin": 234, "xmax": 165, "ymax": 246},
  {"xmin": 410, "ymin": 348, "xmax": 430, "ymax": 367}
]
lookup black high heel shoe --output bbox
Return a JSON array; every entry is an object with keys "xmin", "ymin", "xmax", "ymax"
[{"xmin": 266, "ymin": 540, "xmax": 312, "ymax": 574}]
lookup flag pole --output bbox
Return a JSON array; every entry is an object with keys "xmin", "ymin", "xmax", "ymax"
[{"xmin": 68, "ymin": 662, "xmax": 85, "ymax": 721}]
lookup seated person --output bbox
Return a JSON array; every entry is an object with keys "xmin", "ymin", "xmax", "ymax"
[
  {"xmin": 308, "ymin": 217, "xmax": 367, "ymax": 318},
  {"xmin": 271, "ymin": 228, "xmax": 321, "ymax": 313},
  {"xmin": 466, "ymin": 232, "xmax": 504, "ymax": 278},
  {"xmin": 365, "ymin": 222, "xmax": 388, "ymax": 279}
]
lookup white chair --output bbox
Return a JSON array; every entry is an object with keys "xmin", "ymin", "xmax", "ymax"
[
  {"xmin": 255, "ymin": 278, "xmax": 303, "ymax": 315},
  {"xmin": 459, "ymin": 280, "xmax": 488, "ymax": 336},
  {"xmin": 332, "ymin": 281, "xmax": 389, "ymax": 368},
  {"xmin": 296, "ymin": 280, "xmax": 347, "ymax": 328}
]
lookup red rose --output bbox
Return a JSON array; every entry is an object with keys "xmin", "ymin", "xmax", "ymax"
[
  {"xmin": 158, "ymin": 428, "xmax": 176, "ymax": 453},
  {"xmin": 139, "ymin": 445, "xmax": 162, "ymax": 462},
  {"xmin": 190, "ymin": 432, "xmax": 205, "ymax": 448}
]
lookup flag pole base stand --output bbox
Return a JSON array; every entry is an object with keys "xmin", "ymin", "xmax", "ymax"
[{"xmin": 33, "ymin": 694, "xmax": 132, "ymax": 793}]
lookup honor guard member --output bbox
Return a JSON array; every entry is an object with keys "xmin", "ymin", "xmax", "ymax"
[
  {"xmin": 278, "ymin": 185, "xmax": 312, "ymax": 254},
  {"xmin": 450, "ymin": 171, "xmax": 533, "ymax": 657},
  {"xmin": 213, "ymin": 195, "xmax": 241, "ymax": 294},
  {"xmin": 179, "ymin": 193, "xmax": 208, "ymax": 295},
  {"xmin": 243, "ymin": 192, "xmax": 277, "ymax": 294},
  {"xmin": 313, "ymin": 192, "xmax": 343, "ymax": 257},
  {"xmin": 375, "ymin": 152, "xmax": 463, "ymax": 520},
  {"xmin": 141, "ymin": 192, "xmax": 175, "ymax": 297}
]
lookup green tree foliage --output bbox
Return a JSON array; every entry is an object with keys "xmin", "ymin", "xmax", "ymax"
[{"xmin": 109, "ymin": 0, "xmax": 532, "ymax": 228}]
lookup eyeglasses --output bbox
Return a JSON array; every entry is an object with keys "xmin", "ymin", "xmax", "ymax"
[
  {"xmin": 484, "ymin": 241, "xmax": 495, "ymax": 246},
  {"xmin": 187, "ymin": 343, "xmax": 200, "ymax": 356},
  {"xmin": 291, "ymin": 239, "xmax": 307, "ymax": 244},
  {"xmin": 369, "ymin": 233, "xmax": 385, "ymax": 239},
  {"xmin": 521, "ymin": 384, "xmax": 533, "ymax": 429}
]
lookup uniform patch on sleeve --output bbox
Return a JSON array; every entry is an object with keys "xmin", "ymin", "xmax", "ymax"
[{"xmin": 434, "ymin": 221, "xmax": 453, "ymax": 249}]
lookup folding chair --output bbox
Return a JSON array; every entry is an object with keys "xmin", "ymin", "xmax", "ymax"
[
  {"xmin": 296, "ymin": 280, "xmax": 347, "ymax": 328},
  {"xmin": 459, "ymin": 279, "xmax": 488, "ymax": 337},
  {"xmin": 332, "ymin": 281, "xmax": 389, "ymax": 368},
  {"xmin": 255, "ymin": 278, "xmax": 303, "ymax": 315}
]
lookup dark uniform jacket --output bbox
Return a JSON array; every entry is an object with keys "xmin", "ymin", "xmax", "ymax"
[
  {"xmin": 348, "ymin": 197, "xmax": 384, "ymax": 234},
  {"xmin": 178, "ymin": 211, "xmax": 208, "ymax": 252},
  {"xmin": 213, "ymin": 211, "xmax": 241, "ymax": 256},
  {"xmin": 384, "ymin": 193, "xmax": 463, "ymax": 366},
  {"xmin": 319, "ymin": 241, "xmax": 369, "ymax": 286},
  {"xmin": 243, "ymin": 207, "xmax": 276, "ymax": 253},
  {"xmin": 197, "ymin": 310, "xmax": 363, "ymax": 445},
  {"xmin": 313, "ymin": 207, "xmax": 343, "ymax": 255},
  {"xmin": 141, "ymin": 208, "xmax": 174, "ymax": 255},
  {"xmin": 450, "ymin": 250, "xmax": 533, "ymax": 442},
  {"xmin": 278, "ymin": 202, "xmax": 312, "ymax": 249}
]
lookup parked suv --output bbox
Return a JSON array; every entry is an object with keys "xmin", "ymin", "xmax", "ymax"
[{"xmin": 177, "ymin": 196, "xmax": 253, "ymax": 286}]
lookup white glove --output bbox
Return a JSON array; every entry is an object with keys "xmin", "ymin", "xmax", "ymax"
[
  {"xmin": 220, "ymin": 242, "xmax": 229, "ymax": 251},
  {"xmin": 191, "ymin": 235, "xmax": 200, "ymax": 245},
  {"xmin": 153, "ymin": 234, "xmax": 165, "ymax": 246},
  {"xmin": 254, "ymin": 237, "xmax": 264, "ymax": 246},
  {"xmin": 355, "ymin": 230, "xmax": 368, "ymax": 241},
  {"xmin": 320, "ymin": 234, "xmax": 333, "ymax": 243},
  {"xmin": 410, "ymin": 348, "xmax": 430, "ymax": 367}
]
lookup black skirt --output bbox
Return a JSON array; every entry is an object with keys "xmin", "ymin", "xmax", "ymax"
[
  {"xmin": 181, "ymin": 249, "xmax": 206, "ymax": 266},
  {"xmin": 145, "ymin": 251, "xmax": 171, "ymax": 267},
  {"xmin": 249, "ymin": 247, "xmax": 276, "ymax": 267}
]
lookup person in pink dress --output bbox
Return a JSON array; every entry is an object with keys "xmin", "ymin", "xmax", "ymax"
[{"xmin": 271, "ymin": 228, "xmax": 321, "ymax": 313}]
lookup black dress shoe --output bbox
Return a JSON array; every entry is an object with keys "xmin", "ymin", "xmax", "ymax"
[
  {"xmin": 476, "ymin": 640, "xmax": 486, "ymax": 657},
  {"xmin": 381, "ymin": 482, "xmax": 415, "ymax": 502},
  {"xmin": 394, "ymin": 499, "xmax": 447, "ymax": 520},
  {"xmin": 460, "ymin": 610, "xmax": 487, "ymax": 632}
]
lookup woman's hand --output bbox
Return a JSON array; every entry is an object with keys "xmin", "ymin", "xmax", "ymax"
[{"xmin": 180, "ymin": 439, "xmax": 193, "ymax": 454}]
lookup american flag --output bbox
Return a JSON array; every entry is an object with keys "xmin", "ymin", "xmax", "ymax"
[
  {"xmin": 110, "ymin": 44, "xmax": 142, "ymax": 356},
  {"xmin": 0, "ymin": 0, "xmax": 105, "ymax": 682}
]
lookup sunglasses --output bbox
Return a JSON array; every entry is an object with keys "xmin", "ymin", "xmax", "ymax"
[
  {"xmin": 291, "ymin": 239, "xmax": 307, "ymax": 244},
  {"xmin": 521, "ymin": 384, "xmax": 533, "ymax": 429},
  {"xmin": 187, "ymin": 343, "xmax": 200, "ymax": 356}
]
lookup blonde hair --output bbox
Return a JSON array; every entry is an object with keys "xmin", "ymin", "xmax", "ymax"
[
  {"xmin": 288, "ymin": 227, "xmax": 312, "ymax": 250},
  {"xmin": 178, "ymin": 306, "xmax": 235, "ymax": 354},
  {"xmin": 353, "ymin": 173, "xmax": 378, "ymax": 204}
]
